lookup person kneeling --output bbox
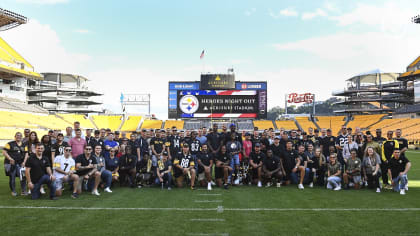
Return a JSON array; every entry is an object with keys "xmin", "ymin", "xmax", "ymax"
[
  {"xmin": 197, "ymin": 144, "xmax": 214, "ymax": 190},
  {"xmin": 215, "ymin": 145, "xmax": 232, "ymax": 189},
  {"xmin": 53, "ymin": 146, "xmax": 80, "ymax": 198},
  {"xmin": 173, "ymin": 144, "xmax": 196, "ymax": 190},
  {"xmin": 262, "ymin": 150, "xmax": 284, "ymax": 188},
  {"xmin": 75, "ymin": 146, "xmax": 101, "ymax": 196},
  {"xmin": 327, "ymin": 153, "xmax": 342, "ymax": 191},
  {"xmin": 157, "ymin": 151, "xmax": 173, "ymax": 190},
  {"xmin": 343, "ymin": 149, "xmax": 361, "ymax": 190},
  {"xmin": 388, "ymin": 149, "xmax": 411, "ymax": 195},
  {"xmin": 119, "ymin": 145, "xmax": 137, "ymax": 188}
]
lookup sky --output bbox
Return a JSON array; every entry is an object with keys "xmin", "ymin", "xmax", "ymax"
[{"xmin": 1, "ymin": 0, "xmax": 420, "ymax": 119}]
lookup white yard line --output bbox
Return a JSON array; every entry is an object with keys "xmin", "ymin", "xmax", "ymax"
[
  {"xmin": 197, "ymin": 194, "xmax": 222, "ymax": 196},
  {"xmin": 1, "ymin": 205, "xmax": 419, "ymax": 211},
  {"xmin": 187, "ymin": 233, "xmax": 229, "ymax": 236},
  {"xmin": 190, "ymin": 219, "xmax": 225, "ymax": 222},
  {"xmin": 194, "ymin": 200, "xmax": 223, "ymax": 203}
]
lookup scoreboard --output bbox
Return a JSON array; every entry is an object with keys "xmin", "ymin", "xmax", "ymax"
[{"xmin": 168, "ymin": 80, "xmax": 267, "ymax": 119}]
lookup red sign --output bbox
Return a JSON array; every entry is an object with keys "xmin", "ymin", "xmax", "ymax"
[{"xmin": 287, "ymin": 93, "xmax": 314, "ymax": 104}]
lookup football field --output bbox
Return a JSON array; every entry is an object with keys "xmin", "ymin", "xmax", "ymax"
[{"xmin": 0, "ymin": 152, "xmax": 419, "ymax": 236}]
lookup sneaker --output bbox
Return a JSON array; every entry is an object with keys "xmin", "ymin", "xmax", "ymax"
[
  {"xmin": 266, "ymin": 182, "xmax": 272, "ymax": 188},
  {"xmin": 405, "ymin": 185, "xmax": 408, "ymax": 191},
  {"xmin": 211, "ymin": 181, "xmax": 216, "ymax": 186},
  {"xmin": 234, "ymin": 178, "xmax": 240, "ymax": 185},
  {"xmin": 276, "ymin": 182, "xmax": 281, "ymax": 188},
  {"xmin": 309, "ymin": 182, "xmax": 313, "ymax": 188},
  {"xmin": 40, "ymin": 187, "xmax": 46, "ymax": 194},
  {"xmin": 191, "ymin": 186, "xmax": 196, "ymax": 190},
  {"xmin": 28, "ymin": 190, "xmax": 31, "ymax": 194},
  {"xmin": 71, "ymin": 192, "xmax": 79, "ymax": 199},
  {"xmin": 104, "ymin": 187, "xmax": 112, "ymax": 193},
  {"xmin": 376, "ymin": 188, "xmax": 381, "ymax": 193},
  {"xmin": 298, "ymin": 184, "xmax": 304, "ymax": 190},
  {"xmin": 257, "ymin": 181, "xmax": 262, "ymax": 188},
  {"xmin": 11, "ymin": 191, "xmax": 17, "ymax": 197},
  {"xmin": 91, "ymin": 190, "xmax": 100, "ymax": 196},
  {"xmin": 207, "ymin": 183, "xmax": 212, "ymax": 191},
  {"xmin": 168, "ymin": 187, "xmax": 172, "ymax": 190},
  {"xmin": 223, "ymin": 184, "xmax": 229, "ymax": 190},
  {"xmin": 334, "ymin": 186, "xmax": 341, "ymax": 191},
  {"xmin": 50, "ymin": 197, "xmax": 59, "ymax": 200},
  {"xmin": 400, "ymin": 189, "xmax": 406, "ymax": 195},
  {"xmin": 349, "ymin": 182, "xmax": 354, "ymax": 187}
]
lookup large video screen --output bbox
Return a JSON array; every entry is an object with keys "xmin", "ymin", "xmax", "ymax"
[{"xmin": 168, "ymin": 82, "xmax": 267, "ymax": 119}]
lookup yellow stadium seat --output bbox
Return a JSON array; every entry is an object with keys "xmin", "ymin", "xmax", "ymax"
[
  {"xmin": 295, "ymin": 117, "xmax": 317, "ymax": 132},
  {"xmin": 253, "ymin": 120, "xmax": 275, "ymax": 130},
  {"xmin": 141, "ymin": 120, "xmax": 163, "ymax": 129},
  {"xmin": 91, "ymin": 115, "xmax": 122, "ymax": 131},
  {"xmin": 315, "ymin": 116, "xmax": 346, "ymax": 135},
  {"xmin": 121, "ymin": 116, "xmax": 142, "ymax": 131},
  {"xmin": 275, "ymin": 120, "xmax": 297, "ymax": 130},
  {"xmin": 164, "ymin": 120, "xmax": 185, "ymax": 130}
]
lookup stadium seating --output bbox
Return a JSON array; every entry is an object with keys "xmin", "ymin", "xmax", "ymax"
[
  {"xmin": 59, "ymin": 114, "xmax": 96, "ymax": 129},
  {"xmin": 164, "ymin": 120, "xmax": 184, "ymax": 130},
  {"xmin": 315, "ymin": 116, "xmax": 346, "ymax": 135},
  {"xmin": 368, "ymin": 118, "xmax": 409, "ymax": 132},
  {"xmin": 121, "ymin": 116, "xmax": 142, "ymax": 131},
  {"xmin": 141, "ymin": 120, "xmax": 163, "ymax": 129},
  {"xmin": 183, "ymin": 121, "xmax": 201, "ymax": 130},
  {"xmin": 237, "ymin": 120, "xmax": 254, "ymax": 131},
  {"xmin": 253, "ymin": 120, "xmax": 274, "ymax": 130},
  {"xmin": 295, "ymin": 117, "xmax": 317, "ymax": 132},
  {"xmin": 275, "ymin": 120, "xmax": 297, "ymax": 130},
  {"xmin": 91, "ymin": 115, "xmax": 122, "ymax": 131},
  {"xmin": 346, "ymin": 114, "xmax": 384, "ymax": 130}
]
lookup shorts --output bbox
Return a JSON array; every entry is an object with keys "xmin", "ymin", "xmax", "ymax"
[
  {"xmin": 55, "ymin": 177, "xmax": 68, "ymax": 190},
  {"xmin": 350, "ymin": 175, "xmax": 361, "ymax": 183}
]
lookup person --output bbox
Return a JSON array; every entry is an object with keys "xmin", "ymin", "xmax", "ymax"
[
  {"xmin": 289, "ymin": 130, "xmax": 300, "ymax": 150},
  {"xmin": 342, "ymin": 135, "xmax": 358, "ymax": 162},
  {"xmin": 207, "ymin": 124, "xmax": 222, "ymax": 155},
  {"xmin": 215, "ymin": 145, "xmax": 232, "ymax": 189},
  {"xmin": 40, "ymin": 135, "xmax": 52, "ymax": 164},
  {"xmin": 69, "ymin": 129, "xmax": 87, "ymax": 158},
  {"xmin": 63, "ymin": 127, "xmax": 73, "ymax": 143},
  {"xmin": 381, "ymin": 130, "xmax": 399, "ymax": 188},
  {"xmin": 395, "ymin": 129, "xmax": 408, "ymax": 158},
  {"xmin": 313, "ymin": 147, "xmax": 327, "ymax": 186},
  {"xmin": 343, "ymin": 148, "xmax": 361, "ymax": 190},
  {"xmin": 25, "ymin": 143, "xmax": 57, "ymax": 200},
  {"xmin": 85, "ymin": 129, "xmax": 94, "ymax": 146},
  {"xmin": 137, "ymin": 129, "xmax": 150, "ymax": 162},
  {"xmin": 188, "ymin": 131, "xmax": 202, "ymax": 159},
  {"xmin": 242, "ymin": 132, "xmax": 253, "ymax": 161},
  {"xmin": 197, "ymin": 143, "xmax": 213, "ymax": 190},
  {"xmin": 75, "ymin": 146, "xmax": 101, "ymax": 196},
  {"xmin": 156, "ymin": 151, "xmax": 173, "ymax": 190},
  {"xmin": 89, "ymin": 130, "xmax": 105, "ymax": 154},
  {"xmin": 22, "ymin": 128, "xmax": 30, "ymax": 143},
  {"xmin": 388, "ymin": 149, "xmax": 411, "ymax": 195},
  {"xmin": 51, "ymin": 133, "xmax": 68, "ymax": 159},
  {"xmin": 327, "ymin": 153, "xmax": 342, "ymax": 191},
  {"xmin": 173, "ymin": 143, "xmax": 196, "ymax": 189},
  {"xmin": 292, "ymin": 145, "xmax": 308, "ymax": 190},
  {"xmin": 262, "ymin": 149, "xmax": 284, "ymax": 187},
  {"xmin": 167, "ymin": 127, "xmax": 181, "ymax": 160},
  {"xmin": 53, "ymin": 145, "xmax": 79, "ymax": 198},
  {"xmin": 305, "ymin": 143, "xmax": 316, "ymax": 188},
  {"xmin": 72, "ymin": 121, "xmax": 85, "ymax": 138},
  {"xmin": 150, "ymin": 130, "xmax": 165, "ymax": 169},
  {"xmin": 25, "ymin": 131, "xmax": 39, "ymax": 156},
  {"xmin": 249, "ymin": 143, "xmax": 266, "ymax": 187},
  {"xmin": 226, "ymin": 133, "xmax": 242, "ymax": 185},
  {"xmin": 335, "ymin": 125, "xmax": 349, "ymax": 165},
  {"xmin": 281, "ymin": 140, "xmax": 296, "ymax": 186},
  {"xmin": 104, "ymin": 133, "xmax": 119, "ymax": 158},
  {"xmin": 105, "ymin": 148, "xmax": 120, "ymax": 185},
  {"xmin": 362, "ymin": 147, "xmax": 381, "ymax": 193},
  {"xmin": 92, "ymin": 145, "xmax": 113, "ymax": 193},
  {"xmin": 321, "ymin": 129, "xmax": 336, "ymax": 158},
  {"xmin": 119, "ymin": 145, "xmax": 137, "ymax": 187},
  {"xmin": 3, "ymin": 132, "xmax": 28, "ymax": 196},
  {"xmin": 196, "ymin": 129, "xmax": 207, "ymax": 145},
  {"xmin": 225, "ymin": 123, "xmax": 241, "ymax": 145},
  {"xmin": 362, "ymin": 134, "xmax": 380, "ymax": 155},
  {"xmin": 269, "ymin": 136, "xmax": 283, "ymax": 159},
  {"xmin": 300, "ymin": 132, "xmax": 314, "ymax": 150}
]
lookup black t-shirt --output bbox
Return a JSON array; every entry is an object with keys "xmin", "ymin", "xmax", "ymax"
[
  {"xmin": 225, "ymin": 131, "xmax": 241, "ymax": 145},
  {"xmin": 150, "ymin": 137, "xmax": 165, "ymax": 154},
  {"xmin": 158, "ymin": 159, "xmax": 172, "ymax": 172},
  {"xmin": 336, "ymin": 134, "xmax": 348, "ymax": 149},
  {"xmin": 282, "ymin": 149, "xmax": 297, "ymax": 171},
  {"xmin": 89, "ymin": 138, "xmax": 105, "ymax": 150},
  {"xmin": 174, "ymin": 152, "xmax": 195, "ymax": 177},
  {"xmin": 321, "ymin": 136, "xmax": 336, "ymax": 156},
  {"xmin": 263, "ymin": 156, "xmax": 281, "ymax": 171},
  {"xmin": 396, "ymin": 137, "xmax": 408, "ymax": 157},
  {"xmin": 51, "ymin": 141, "xmax": 69, "ymax": 157},
  {"xmin": 4, "ymin": 141, "xmax": 26, "ymax": 164},
  {"xmin": 216, "ymin": 151, "xmax": 230, "ymax": 164},
  {"xmin": 250, "ymin": 151, "xmax": 266, "ymax": 165},
  {"xmin": 206, "ymin": 132, "xmax": 221, "ymax": 151},
  {"xmin": 168, "ymin": 135, "xmax": 182, "ymax": 155},
  {"xmin": 301, "ymin": 139, "xmax": 314, "ymax": 149},
  {"xmin": 75, "ymin": 154, "xmax": 98, "ymax": 176},
  {"xmin": 296, "ymin": 152, "xmax": 307, "ymax": 166},
  {"xmin": 290, "ymin": 137, "xmax": 301, "ymax": 150},
  {"xmin": 388, "ymin": 156, "xmax": 410, "ymax": 179},
  {"xmin": 188, "ymin": 139, "xmax": 202, "ymax": 155},
  {"xmin": 198, "ymin": 152, "xmax": 213, "ymax": 173},
  {"xmin": 42, "ymin": 143, "xmax": 52, "ymax": 163},
  {"xmin": 25, "ymin": 154, "xmax": 50, "ymax": 183},
  {"xmin": 269, "ymin": 143, "xmax": 284, "ymax": 158},
  {"xmin": 120, "ymin": 154, "xmax": 137, "ymax": 169}
]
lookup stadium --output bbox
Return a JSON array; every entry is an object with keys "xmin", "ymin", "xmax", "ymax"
[{"xmin": 0, "ymin": 5, "xmax": 420, "ymax": 236}]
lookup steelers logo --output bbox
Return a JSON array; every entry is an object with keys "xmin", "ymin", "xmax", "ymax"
[{"xmin": 179, "ymin": 95, "xmax": 199, "ymax": 114}]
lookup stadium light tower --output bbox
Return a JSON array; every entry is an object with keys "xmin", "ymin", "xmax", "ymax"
[{"xmin": 412, "ymin": 15, "xmax": 420, "ymax": 24}]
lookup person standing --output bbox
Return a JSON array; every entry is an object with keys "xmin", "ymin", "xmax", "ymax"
[
  {"xmin": 69, "ymin": 129, "xmax": 87, "ymax": 159},
  {"xmin": 25, "ymin": 143, "xmax": 57, "ymax": 200},
  {"xmin": 381, "ymin": 131, "xmax": 399, "ymax": 188},
  {"xmin": 3, "ymin": 132, "xmax": 28, "ymax": 196}
]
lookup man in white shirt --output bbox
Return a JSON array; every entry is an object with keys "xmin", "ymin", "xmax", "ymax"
[{"xmin": 53, "ymin": 145, "xmax": 80, "ymax": 198}]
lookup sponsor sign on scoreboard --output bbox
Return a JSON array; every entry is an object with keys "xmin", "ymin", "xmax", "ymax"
[
  {"xmin": 168, "ymin": 81, "xmax": 267, "ymax": 119},
  {"xmin": 200, "ymin": 74, "xmax": 235, "ymax": 90}
]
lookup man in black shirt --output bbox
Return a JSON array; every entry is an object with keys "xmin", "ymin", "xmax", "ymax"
[
  {"xmin": 281, "ymin": 140, "xmax": 296, "ymax": 185},
  {"xmin": 301, "ymin": 132, "xmax": 314, "ymax": 150},
  {"xmin": 197, "ymin": 144, "xmax": 213, "ymax": 190},
  {"xmin": 388, "ymin": 149, "xmax": 411, "ymax": 195},
  {"xmin": 157, "ymin": 151, "xmax": 173, "ymax": 190},
  {"xmin": 321, "ymin": 129, "xmax": 336, "ymax": 158},
  {"xmin": 207, "ymin": 124, "xmax": 222, "ymax": 155},
  {"xmin": 188, "ymin": 131, "xmax": 202, "ymax": 157},
  {"xmin": 150, "ymin": 130, "xmax": 166, "ymax": 168},
  {"xmin": 167, "ymin": 127, "xmax": 182, "ymax": 160},
  {"xmin": 25, "ymin": 143, "xmax": 57, "ymax": 200},
  {"xmin": 395, "ymin": 129, "xmax": 408, "ymax": 158},
  {"xmin": 263, "ymin": 149, "xmax": 284, "ymax": 187},
  {"xmin": 51, "ymin": 133, "xmax": 69, "ymax": 158},
  {"xmin": 225, "ymin": 123, "xmax": 241, "ymax": 145},
  {"xmin": 249, "ymin": 143, "xmax": 266, "ymax": 187},
  {"xmin": 75, "ymin": 146, "xmax": 101, "ymax": 196},
  {"xmin": 270, "ymin": 136, "xmax": 284, "ymax": 158},
  {"xmin": 381, "ymin": 130, "xmax": 399, "ymax": 187},
  {"xmin": 119, "ymin": 145, "xmax": 137, "ymax": 187},
  {"xmin": 89, "ymin": 130, "xmax": 105, "ymax": 154},
  {"xmin": 289, "ymin": 130, "xmax": 301, "ymax": 150}
]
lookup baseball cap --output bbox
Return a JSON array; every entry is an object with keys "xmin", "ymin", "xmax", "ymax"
[
  {"xmin": 255, "ymin": 143, "xmax": 261, "ymax": 147},
  {"xmin": 245, "ymin": 132, "xmax": 251, "ymax": 136},
  {"xmin": 274, "ymin": 136, "xmax": 280, "ymax": 140},
  {"xmin": 162, "ymin": 151, "xmax": 168, "ymax": 156},
  {"xmin": 182, "ymin": 143, "xmax": 189, "ymax": 148},
  {"xmin": 230, "ymin": 123, "xmax": 236, "ymax": 128}
]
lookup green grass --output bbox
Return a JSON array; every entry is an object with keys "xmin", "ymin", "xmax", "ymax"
[{"xmin": 0, "ymin": 151, "xmax": 420, "ymax": 236}]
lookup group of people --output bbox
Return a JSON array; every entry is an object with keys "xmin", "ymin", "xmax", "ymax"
[{"xmin": 2, "ymin": 121, "xmax": 412, "ymax": 200}]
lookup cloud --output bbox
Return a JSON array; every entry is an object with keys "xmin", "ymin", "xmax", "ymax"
[
  {"xmin": 0, "ymin": 19, "xmax": 91, "ymax": 74},
  {"xmin": 301, "ymin": 8, "xmax": 327, "ymax": 20},
  {"xmin": 269, "ymin": 8, "xmax": 298, "ymax": 18},
  {"xmin": 244, "ymin": 8, "xmax": 256, "ymax": 16},
  {"xmin": 73, "ymin": 29, "xmax": 91, "ymax": 34},
  {"xmin": 15, "ymin": 0, "xmax": 68, "ymax": 4}
]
